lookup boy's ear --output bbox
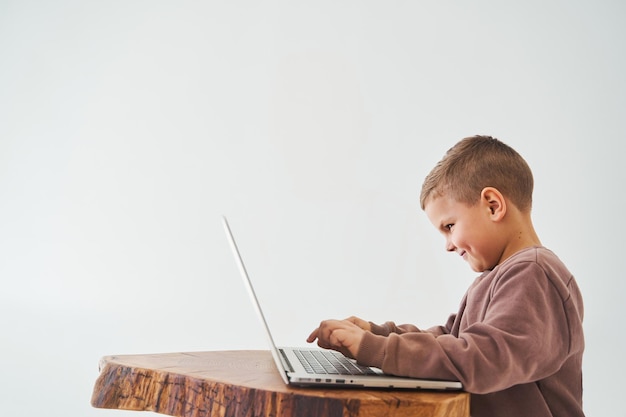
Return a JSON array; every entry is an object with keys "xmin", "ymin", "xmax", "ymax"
[{"xmin": 481, "ymin": 187, "xmax": 506, "ymax": 221}]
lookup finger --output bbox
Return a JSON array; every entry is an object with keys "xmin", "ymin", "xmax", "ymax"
[
  {"xmin": 316, "ymin": 320, "xmax": 338, "ymax": 340},
  {"xmin": 308, "ymin": 320, "xmax": 335, "ymax": 344},
  {"xmin": 306, "ymin": 328, "xmax": 319, "ymax": 343}
]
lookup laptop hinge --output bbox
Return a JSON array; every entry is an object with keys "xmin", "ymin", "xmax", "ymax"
[{"xmin": 278, "ymin": 348, "xmax": 295, "ymax": 372}]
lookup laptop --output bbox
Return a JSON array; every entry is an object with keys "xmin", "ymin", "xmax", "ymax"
[{"xmin": 222, "ymin": 216, "xmax": 462, "ymax": 390}]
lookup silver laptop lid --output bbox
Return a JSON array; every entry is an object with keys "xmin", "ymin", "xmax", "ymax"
[{"xmin": 222, "ymin": 216, "xmax": 290, "ymax": 384}]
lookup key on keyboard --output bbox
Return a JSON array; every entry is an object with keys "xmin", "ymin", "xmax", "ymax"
[{"xmin": 294, "ymin": 349, "xmax": 377, "ymax": 375}]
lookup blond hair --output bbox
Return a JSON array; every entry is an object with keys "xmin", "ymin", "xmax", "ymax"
[{"xmin": 420, "ymin": 135, "xmax": 534, "ymax": 211}]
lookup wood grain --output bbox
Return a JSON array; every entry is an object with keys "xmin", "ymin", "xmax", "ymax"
[{"xmin": 91, "ymin": 350, "xmax": 469, "ymax": 417}]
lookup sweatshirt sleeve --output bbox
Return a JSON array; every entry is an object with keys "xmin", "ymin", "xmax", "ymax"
[
  {"xmin": 356, "ymin": 261, "xmax": 575, "ymax": 394},
  {"xmin": 369, "ymin": 321, "xmax": 421, "ymax": 336},
  {"xmin": 370, "ymin": 314, "xmax": 456, "ymax": 337}
]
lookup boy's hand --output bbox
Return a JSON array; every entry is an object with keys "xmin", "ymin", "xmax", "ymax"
[
  {"xmin": 307, "ymin": 317, "xmax": 370, "ymax": 359},
  {"xmin": 344, "ymin": 315, "xmax": 372, "ymax": 332}
]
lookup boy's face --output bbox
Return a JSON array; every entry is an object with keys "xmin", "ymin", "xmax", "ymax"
[{"xmin": 424, "ymin": 193, "xmax": 503, "ymax": 272}]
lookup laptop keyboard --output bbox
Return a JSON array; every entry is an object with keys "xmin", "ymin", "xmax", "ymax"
[{"xmin": 294, "ymin": 349, "xmax": 377, "ymax": 375}]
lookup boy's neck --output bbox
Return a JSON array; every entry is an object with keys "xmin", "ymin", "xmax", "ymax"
[{"xmin": 499, "ymin": 210, "xmax": 542, "ymax": 264}]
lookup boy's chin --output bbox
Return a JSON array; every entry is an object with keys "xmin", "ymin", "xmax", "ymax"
[
  {"xmin": 467, "ymin": 260, "xmax": 488, "ymax": 273},
  {"xmin": 468, "ymin": 260, "xmax": 496, "ymax": 273}
]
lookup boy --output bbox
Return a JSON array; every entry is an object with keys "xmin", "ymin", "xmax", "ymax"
[{"xmin": 307, "ymin": 136, "xmax": 585, "ymax": 417}]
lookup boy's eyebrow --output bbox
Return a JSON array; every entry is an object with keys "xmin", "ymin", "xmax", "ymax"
[{"xmin": 434, "ymin": 219, "xmax": 450, "ymax": 232}]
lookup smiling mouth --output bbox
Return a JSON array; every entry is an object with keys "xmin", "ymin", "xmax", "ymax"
[{"xmin": 458, "ymin": 250, "xmax": 467, "ymax": 258}]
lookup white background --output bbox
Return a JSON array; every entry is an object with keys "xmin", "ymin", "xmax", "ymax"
[{"xmin": 1, "ymin": 1, "xmax": 624, "ymax": 416}]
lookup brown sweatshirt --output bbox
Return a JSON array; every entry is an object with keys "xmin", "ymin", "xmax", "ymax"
[{"xmin": 357, "ymin": 246, "xmax": 585, "ymax": 417}]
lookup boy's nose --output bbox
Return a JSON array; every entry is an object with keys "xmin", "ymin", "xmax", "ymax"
[{"xmin": 445, "ymin": 238, "xmax": 456, "ymax": 252}]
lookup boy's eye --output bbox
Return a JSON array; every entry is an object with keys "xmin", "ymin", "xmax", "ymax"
[{"xmin": 445, "ymin": 224, "xmax": 454, "ymax": 231}]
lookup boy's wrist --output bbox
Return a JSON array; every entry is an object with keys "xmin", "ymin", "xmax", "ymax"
[{"xmin": 356, "ymin": 331, "xmax": 386, "ymax": 369}]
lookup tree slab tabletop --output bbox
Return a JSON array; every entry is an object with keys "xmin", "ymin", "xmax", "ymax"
[{"xmin": 91, "ymin": 350, "xmax": 469, "ymax": 417}]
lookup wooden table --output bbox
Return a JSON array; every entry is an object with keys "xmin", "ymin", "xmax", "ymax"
[{"xmin": 91, "ymin": 350, "xmax": 469, "ymax": 417}]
